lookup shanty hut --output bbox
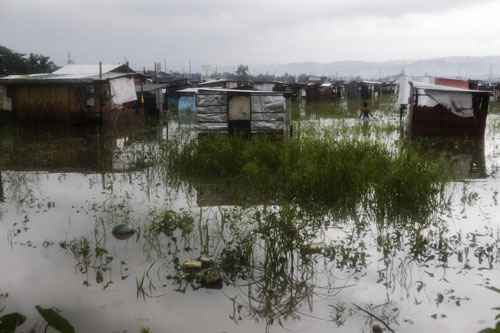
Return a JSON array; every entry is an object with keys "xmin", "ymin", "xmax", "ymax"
[
  {"xmin": 346, "ymin": 80, "xmax": 381, "ymax": 99},
  {"xmin": 137, "ymin": 83, "xmax": 167, "ymax": 115},
  {"xmin": 274, "ymin": 82, "xmax": 306, "ymax": 100},
  {"xmin": 406, "ymin": 81, "xmax": 490, "ymax": 137},
  {"xmin": 0, "ymin": 64, "xmax": 144, "ymax": 125},
  {"xmin": 176, "ymin": 88, "xmax": 290, "ymax": 135}
]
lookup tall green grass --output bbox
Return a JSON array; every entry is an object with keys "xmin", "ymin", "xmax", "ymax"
[{"xmin": 162, "ymin": 134, "xmax": 446, "ymax": 222}]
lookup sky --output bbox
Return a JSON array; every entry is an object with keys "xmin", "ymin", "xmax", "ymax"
[{"xmin": 1, "ymin": 0, "xmax": 500, "ymax": 72}]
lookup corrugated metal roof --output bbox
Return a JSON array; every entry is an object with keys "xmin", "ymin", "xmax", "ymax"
[
  {"xmin": 0, "ymin": 72, "xmax": 136, "ymax": 85},
  {"xmin": 0, "ymin": 64, "xmax": 137, "ymax": 85},
  {"xmin": 199, "ymin": 79, "xmax": 235, "ymax": 86},
  {"xmin": 52, "ymin": 64, "xmax": 124, "ymax": 76},
  {"xmin": 177, "ymin": 87, "xmax": 282, "ymax": 95}
]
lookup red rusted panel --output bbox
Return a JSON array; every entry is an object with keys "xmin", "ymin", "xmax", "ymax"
[
  {"xmin": 409, "ymin": 94, "xmax": 488, "ymax": 137},
  {"xmin": 434, "ymin": 78, "xmax": 470, "ymax": 89}
]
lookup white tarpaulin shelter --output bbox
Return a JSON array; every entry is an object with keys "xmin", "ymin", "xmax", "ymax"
[
  {"xmin": 110, "ymin": 78, "xmax": 137, "ymax": 105},
  {"xmin": 411, "ymin": 82, "xmax": 482, "ymax": 118},
  {"xmin": 427, "ymin": 91, "xmax": 474, "ymax": 118}
]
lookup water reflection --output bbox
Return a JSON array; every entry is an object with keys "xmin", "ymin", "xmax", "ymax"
[
  {"xmin": 411, "ymin": 138, "xmax": 487, "ymax": 180},
  {"xmin": 0, "ymin": 101, "xmax": 500, "ymax": 332}
]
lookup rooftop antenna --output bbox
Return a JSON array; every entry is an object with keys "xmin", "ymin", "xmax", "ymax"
[{"xmin": 67, "ymin": 52, "xmax": 74, "ymax": 65}]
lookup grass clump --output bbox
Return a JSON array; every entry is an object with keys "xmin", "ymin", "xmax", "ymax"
[
  {"xmin": 163, "ymin": 134, "xmax": 446, "ymax": 220},
  {"xmin": 147, "ymin": 210, "xmax": 194, "ymax": 237}
]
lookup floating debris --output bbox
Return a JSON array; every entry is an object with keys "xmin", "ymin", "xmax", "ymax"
[
  {"xmin": 199, "ymin": 268, "xmax": 223, "ymax": 290},
  {"xmin": 199, "ymin": 256, "xmax": 214, "ymax": 269},
  {"xmin": 112, "ymin": 224, "xmax": 136, "ymax": 240},
  {"xmin": 182, "ymin": 259, "xmax": 202, "ymax": 272}
]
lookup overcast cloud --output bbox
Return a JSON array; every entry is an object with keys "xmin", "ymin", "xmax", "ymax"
[{"xmin": 1, "ymin": 0, "xmax": 499, "ymax": 72}]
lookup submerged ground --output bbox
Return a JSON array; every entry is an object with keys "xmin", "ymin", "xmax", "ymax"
[{"xmin": 1, "ymin": 95, "xmax": 500, "ymax": 332}]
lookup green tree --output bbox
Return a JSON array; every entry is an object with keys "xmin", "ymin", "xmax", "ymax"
[
  {"xmin": 297, "ymin": 73, "xmax": 309, "ymax": 83},
  {"xmin": 235, "ymin": 64, "xmax": 249, "ymax": 80},
  {"xmin": 0, "ymin": 45, "xmax": 58, "ymax": 76}
]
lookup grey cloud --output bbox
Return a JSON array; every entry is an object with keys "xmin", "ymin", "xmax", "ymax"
[{"xmin": 0, "ymin": 0, "xmax": 498, "ymax": 71}]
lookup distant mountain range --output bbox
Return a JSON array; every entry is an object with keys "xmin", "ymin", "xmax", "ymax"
[{"xmin": 237, "ymin": 57, "xmax": 500, "ymax": 80}]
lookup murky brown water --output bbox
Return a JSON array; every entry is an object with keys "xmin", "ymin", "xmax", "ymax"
[{"xmin": 2, "ymin": 96, "xmax": 500, "ymax": 332}]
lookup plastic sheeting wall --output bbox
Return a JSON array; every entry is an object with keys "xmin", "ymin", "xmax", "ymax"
[
  {"xmin": 426, "ymin": 91, "xmax": 474, "ymax": 118},
  {"xmin": 251, "ymin": 95, "xmax": 287, "ymax": 132},
  {"xmin": 196, "ymin": 93, "xmax": 228, "ymax": 132},
  {"xmin": 110, "ymin": 78, "xmax": 137, "ymax": 105},
  {"xmin": 195, "ymin": 93, "xmax": 288, "ymax": 133}
]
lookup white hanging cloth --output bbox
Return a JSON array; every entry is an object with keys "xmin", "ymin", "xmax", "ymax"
[
  {"xmin": 426, "ymin": 90, "xmax": 474, "ymax": 118},
  {"xmin": 110, "ymin": 77, "xmax": 137, "ymax": 105}
]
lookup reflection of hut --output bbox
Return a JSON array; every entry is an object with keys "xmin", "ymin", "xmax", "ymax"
[
  {"xmin": 176, "ymin": 88, "xmax": 290, "ymax": 135},
  {"xmin": 414, "ymin": 139, "xmax": 487, "ymax": 179},
  {"xmin": 407, "ymin": 82, "xmax": 490, "ymax": 137},
  {"xmin": 0, "ymin": 124, "xmax": 154, "ymax": 173},
  {"xmin": 0, "ymin": 64, "xmax": 145, "ymax": 126}
]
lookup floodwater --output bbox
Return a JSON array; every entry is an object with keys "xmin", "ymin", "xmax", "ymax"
[{"xmin": 1, "ymin": 96, "xmax": 500, "ymax": 332}]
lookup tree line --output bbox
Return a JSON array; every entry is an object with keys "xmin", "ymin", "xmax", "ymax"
[{"xmin": 0, "ymin": 45, "xmax": 58, "ymax": 76}]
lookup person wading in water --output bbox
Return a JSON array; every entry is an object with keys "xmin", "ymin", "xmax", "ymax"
[{"xmin": 359, "ymin": 101, "xmax": 373, "ymax": 121}]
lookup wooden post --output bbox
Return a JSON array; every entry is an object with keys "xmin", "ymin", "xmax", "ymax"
[{"xmin": 97, "ymin": 61, "xmax": 103, "ymax": 124}]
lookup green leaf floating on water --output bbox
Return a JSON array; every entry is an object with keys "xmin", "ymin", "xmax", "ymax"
[
  {"xmin": 35, "ymin": 306, "xmax": 75, "ymax": 333},
  {"xmin": 0, "ymin": 312, "xmax": 27, "ymax": 333}
]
